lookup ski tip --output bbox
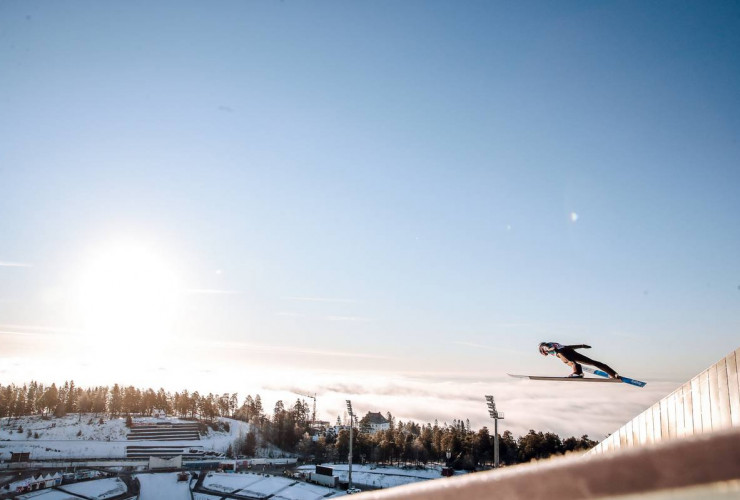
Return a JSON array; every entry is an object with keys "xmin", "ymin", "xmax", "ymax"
[{"xmin": 621, "ymin": 378, "xmax": 647, "ymax": 388}]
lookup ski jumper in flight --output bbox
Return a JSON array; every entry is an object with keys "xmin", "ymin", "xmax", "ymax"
[{"xmin": 539, "ymin": 342, "xmax": 621, "ymax": 379}]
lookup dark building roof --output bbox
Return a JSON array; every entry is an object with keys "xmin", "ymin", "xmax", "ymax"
[{"xmin": 364, "ymin": 412, "xmax": 389, "ymax": 425}]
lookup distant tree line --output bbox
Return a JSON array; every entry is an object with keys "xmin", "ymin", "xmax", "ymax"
[
  {"xmin": 298, "ymin": 415, "xmax": 596, "ymax": 470},
  {"xmin": 0, "ymin": 381, "xmax": 240, "ymax": 420},
  {"xmin": 0, "ymin": 381, "xmax": 596, "ymax": 468}
]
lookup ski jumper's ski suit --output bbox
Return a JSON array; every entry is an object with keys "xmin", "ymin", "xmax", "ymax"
[{"xmin": 540, "ymin": 342, "xmax": 619, "ymax": 378}]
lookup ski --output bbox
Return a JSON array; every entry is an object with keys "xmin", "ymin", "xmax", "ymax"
[
  {"xmin": 508, "ymin": 374, "xmax": 621, "ymax": 383},
  {"xmin": 581, "ymin": 367, "xmax": 646, "ymax": 388}
]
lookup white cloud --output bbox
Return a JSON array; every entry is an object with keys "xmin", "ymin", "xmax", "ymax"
[
  {"xmin": 285, "ymin": 296, "xmax": 358, "ymax": 303},
  {"xmin": 326, "ymin": 315, "xmax": 370, "ymax": 322},
  {"xmin": 570, "ymin": 212, "xmax": 579, "ymax": 222},
  {"xmin": 263, "ymin": 370, "xmax": 675, "ymax": 439},
  {"xmin": 0, "ymin": 261, "xmax": 33, "ymax": 267},
  {"xmin": 200, "ymin": 339, "xmax": 397, "ymax": 361},
  {"xmin": 183, "ymin": 288, "xmax": 243, "ymax": 295},
  {"xmin": 0, "ymin": 324, "xmax": 81, "ymax": 335},
  {"xmin": 276, "ymin": 311, "xmax": 305, "ymax": 318},
  {"xmin": 450, "ymin": 341, "xmax": 527, "ymax": 355}
]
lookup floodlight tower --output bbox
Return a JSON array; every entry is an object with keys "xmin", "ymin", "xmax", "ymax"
[
  {"xmin": 346, "ymin": 400, "xmax": 355, "ymax": 490},
  {"xmin": 485, "ymin": 395, "xmax": 505, "ymax": 468}
]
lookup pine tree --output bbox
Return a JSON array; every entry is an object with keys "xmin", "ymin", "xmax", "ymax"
[
  {"xmin": 41, "ymin": 384, "xmax": 58, "ymax": 416},
  {"xmin": 13, "ymin": 390, "xmax": 26, "ymax": 418},
  {"xmin": 66, "ymin": 380, "xmax": 77, "ymax": 414},
  {"xmin": 0, "ymin": 385, "xmax": 12, "ymax": 418},
  {"xmin": 26, "ymin": 383, "xmax": 38, "ymax": 415},
  {"xmin": 229, "ymin": 393, "xmax": 238, "ymax": 417},
  {"xmin": 110, "ymin": 384, "xmax": 122, "ymax": 416},
  {"xmin": 244, "ymin": 431, "xmax": 257, "ymax": 456}
]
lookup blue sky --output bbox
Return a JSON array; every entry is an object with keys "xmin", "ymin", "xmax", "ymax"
[{"xmin": 1, "ymin": 1, "xmax": 739, "ymax": 435}]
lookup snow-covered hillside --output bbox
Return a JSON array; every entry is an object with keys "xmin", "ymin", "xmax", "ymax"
[
  {"xmin": 0, "ymin": 415, "xmax": 251, "ymax": 460},
  {"xmin": 0, "ymin": 414, "xmax": 128, "ymax": 441}
]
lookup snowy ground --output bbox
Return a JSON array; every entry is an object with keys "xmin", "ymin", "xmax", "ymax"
[
  {"xmin": 57, "ymin": 477, "xmax": 128, "ymax": 499},
  {"xmin": 271, "ymin": 481, "xmax": 344, "ymax": 500},
  {"xmin": 297, "ymin": 463, "xmax": 463, "ymax": 490},
  {"xmin": 136, "ymin": 472, "xmax": 191, "ymax": 500},
  {"xmin": 15, "ymin": 478, "xmax": 128, "ymax": 499},
  {"xmin": 0, "ymin": 415, "xmax": 250, "ymax": 460},
  {"xmin": 0, "ymin": 415, "xmax": 129, "ymax": 441},
  {"xmin": 16, "ymin": 490, "xmax": 82, "ymax": 500},
  {"xmin": 0, "ymin": 440, "xmax": 128, "ymax": 460},
  {"xmin": 201, "ymin": 472, "xmax": 340, "ymax": 499},
  {"xmin": 193, "ymin": 493, "xmax": 223, "ymax": 500}
]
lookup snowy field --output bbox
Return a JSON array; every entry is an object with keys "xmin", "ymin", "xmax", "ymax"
[
  {"xmin": 0, "ymin": 415, "xmax": 128, "ymax": 441},
  {"xmin": 0, "ymin": 415, "xmax": 250, "ymax": 460},
  {"xmin": 201, "ymin": 472, "xmax": 340, "ymax": 499},
  {"xmin": 0, "ymin": 440, "xmax": 128, "ymax": 460},
  {"xmin": 193, "ymin": 494, "xmax": 223, "ymax": 500},
  {"xmin": 15, "ymin": 478, "xmax": 128, "ymax": 499},
  {"xmin": 202, "ymin": 472, "xmax": 268, "ymax": 493},
  {"xmin": 271, "ymin": 481, "xmax": 344, "ymax": 500},
  {"xmin": 297, "ymin": 464, "xmax": 462, "ymax": 490},
  {"xmin": 16, "ymin": 490, "xmax": 82, "ymax": 500},
  {"xmin": 58, "ymin": 478, "xmax": 128, "ymax": 499},
  {"xmin": 136, "ymin": 472, "xmax": 191, "ymax": 500}
]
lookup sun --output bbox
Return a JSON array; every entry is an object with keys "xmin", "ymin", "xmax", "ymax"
[{"xmin": 77, "ymin": 240, "xmax": 181, "ymax": 351}]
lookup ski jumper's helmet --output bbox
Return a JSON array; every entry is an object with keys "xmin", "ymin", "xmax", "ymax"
[{"xmin": 538, "ymin": 343, "xmax": 550, "ymax": 356}]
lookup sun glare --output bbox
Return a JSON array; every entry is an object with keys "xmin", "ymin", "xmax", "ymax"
[{"xmin": 77, "ymin": 241, "xmax": 180, "ymax": 354}]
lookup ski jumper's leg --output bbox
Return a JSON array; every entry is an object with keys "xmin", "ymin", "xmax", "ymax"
[
  {"xmin": 570, "ymin": 351, "xmax": 618, "ymax": 377},
  {"xmin": 556, "ymin": 350, "xmax": 582, "ymax": 375}
]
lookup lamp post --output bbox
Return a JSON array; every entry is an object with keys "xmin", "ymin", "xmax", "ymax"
[
  {"xmin": 485, "ymin": 395, "xmax": 505, "ymax": 468},
  {"xmin": 346, "ymin": 400, "xmax": 354, "ymax": 490}
]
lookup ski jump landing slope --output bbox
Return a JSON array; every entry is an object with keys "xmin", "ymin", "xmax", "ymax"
[{"xmin": 589, "ymin": 346, "xmax": 740, "ymax": 455}]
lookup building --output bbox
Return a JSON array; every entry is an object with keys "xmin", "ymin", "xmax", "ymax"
[{"xmin": 362, "ymin": 412, "xmax": 390, "ymax": 434}]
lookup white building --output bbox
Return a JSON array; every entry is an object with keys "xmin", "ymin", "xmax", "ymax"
[{"xmin": 362, "ymin": 412, "xmax": 390, "ymax": 434}]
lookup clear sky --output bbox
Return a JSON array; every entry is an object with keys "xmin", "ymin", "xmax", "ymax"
[{"xmin": 1, "ymin": 1, "xmax": 739, "ymax": 437}]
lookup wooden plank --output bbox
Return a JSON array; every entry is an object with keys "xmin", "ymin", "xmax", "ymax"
[
  {"xmin": 667, "ymin": 393, "xmax": 677, "ymax": 439},
  {"xmin": 608, "ymin": 433, "xmax": 616, "ymax": 452},
  {"xmin": 633, "ymin": 414, "xmax": 642, "ymax": 446},
  {"xmin": 637, "ymin": 412, "xmax": 647, "ymax": 446},
  {"xmin": 699, "ymin": 370, "xmax": 713, "ymax": 433},
  {"xmin": 619, "ymin": 426, "xmax": 627, "ymax": 449},
  {"xmin": 727, "ymin": 350, "xmax": 740, "ymax": 427},
  {"xmin": 651, "ymin": 404, "xmax": 662, "ymax": 443},
  {"xmin": 660, "ymin": 398, "xmax": 670, "ymax": 439},
  {"xmin": 599, "ymin": 438, "xmax": 608, "ymax": 454},
  {"xmin": 682, "ymin": 382, "xmax": 694, "ymax": 437},
  {"xmin": 645, "ymin": 405, "xmax": 655, "ymax": 445},
  {"xmin": 675, "ymin": 387, "xmax": 686, "ymax": 438},
  {"xmin": 708, "ymin": 364, "xmax": 722, "ymax": 431},
  {"xmin": 716, "ymin": 358, "xmax": 731, "ymax": 429},
  {"xmin": 691, "ymin": 377, "xmax": 703, "ymax": 434}
]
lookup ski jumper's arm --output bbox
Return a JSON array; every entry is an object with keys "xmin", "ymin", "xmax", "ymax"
[{"xmin": 566, "ymin": 344, "xmax": 592, "ymax": 350}]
